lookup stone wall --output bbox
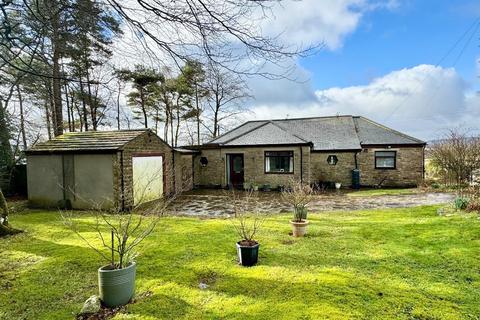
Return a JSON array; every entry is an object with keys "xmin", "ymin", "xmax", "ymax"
[
  {"xmin": 116, "ymin": 131, "xmax": 175, "ymax": 209},
  {"xmin": 357, "ymin": 146, "xmax": 424, "ymax": 187},
  {"xmin": 310, "ymin": 152, "xmax": 357, "ymax": 186},
  {"xmin": 193, "ymin": 146, "xmax": 311, "ymax": 188},
  {"xmin": 174, "ymin": 152, "xmax": 194, "ymax": 194},
  {"xmin": 194, "ymin": 145, "xmax": 424, "ymax": 189}
]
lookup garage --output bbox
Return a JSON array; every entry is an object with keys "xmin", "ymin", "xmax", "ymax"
[{"xmin": 26, "ymin": 129, "xmax": 194, "ymax": 210}]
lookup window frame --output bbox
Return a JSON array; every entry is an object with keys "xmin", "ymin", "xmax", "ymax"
[
  {"xmin": 374, "ymin": 150, "xmax": 397, "ymax": 170},
  {"xmin": 264, "ymin": 150, "xmax": 294, "ymax": 174}
]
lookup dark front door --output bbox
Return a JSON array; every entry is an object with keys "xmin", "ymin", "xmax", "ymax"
[{"xmin": 228, "ymin": 154, "xmax": 244, "ymax": 188}]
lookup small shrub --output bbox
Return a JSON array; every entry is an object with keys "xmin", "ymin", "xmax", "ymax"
[
  {"xmin": 454, "ymin": 197, "xmax": 469, "ymax": 210},
  {"xmin": 431, "ymin": 182, "xmax": 441, "ymax": 189},
  {"xmin": 465, "ymin": 188, "xmax": 480, "ymax": 213}
]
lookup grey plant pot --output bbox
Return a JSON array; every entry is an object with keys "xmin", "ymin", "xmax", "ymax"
[{"xmin": 98, "ymin": 262, "xmax": 136, "ymax": 307}]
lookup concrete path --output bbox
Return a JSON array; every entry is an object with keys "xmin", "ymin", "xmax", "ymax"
[{"xmin": 169, "ymin": 189, "xmax": 454, "ymax": 217}]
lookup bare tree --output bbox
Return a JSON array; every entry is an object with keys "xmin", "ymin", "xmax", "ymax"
[
  {"xmin": 62, "ymin": 166, "xmax": 189, "ymax": 269},
  {"xmin": 204, "ymin": 65, "xmax": 250, "ymax": 138},
  {"xmin": 228, "ymin": 190, "xmax": 264, "ymax": 246},
  {"xmin": 429, "ymin": 128, "xmax": 480, "ymax": 187},
  {"xmin": 281, "ymin": 179, "xmax": 315, "ymax": 222}
]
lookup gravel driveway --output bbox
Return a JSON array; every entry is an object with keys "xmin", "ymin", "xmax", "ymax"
[{"xmin": 169, "ymin": 189, "xmax": 454, "ymax": 217}]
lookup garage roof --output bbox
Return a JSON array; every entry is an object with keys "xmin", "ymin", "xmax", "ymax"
[{"xmin": 26, "ymin": 129, "xmax": 151, "ymax": 154}]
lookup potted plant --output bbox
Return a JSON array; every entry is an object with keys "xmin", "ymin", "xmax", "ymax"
[
  {"xmin": 252, "ymin": 182, "xmax": 259, "ymax": 191},
  {"xmin": 262, "ymin": 184, "xmax": 271, "ymax": 192},
  {"xmin": 243, "ymin": 182, "xmax": 251, "ymax": 191},
  {"xmin": 64, "ymin": 210, "xmax": 159, "ymax": 307},
  {"xmin": 335, "ymin": 182, "xmax": 342, "ymax": 190},
  {"xmin": 63, "ymin": 170, "xmax": 180, "ymax": 309},
  {"xmin": 229, "ymin": 190, "xmax": 263, "ymax": 266},
  {"xmin": 281, "ymin": 180, "xmax": 314, "ymax": 237}
]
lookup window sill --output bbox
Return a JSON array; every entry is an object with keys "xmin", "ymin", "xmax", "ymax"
[{"xmin": 264, "ymin": 172, "xmax": 295, "ymax": 174}]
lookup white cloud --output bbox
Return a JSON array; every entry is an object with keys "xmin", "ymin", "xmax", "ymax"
[
  {"xmin": 264, "ymin": 0, "xmax": 398, "ymax": 50},
  {"xmin": 248, "ymin": 65, "xmax": 479, "ymax": 141}
]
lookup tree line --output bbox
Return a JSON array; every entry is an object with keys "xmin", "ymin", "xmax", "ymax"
[{"xmin": 3, "ymin": 0, "xmax": 309, "ymax": 193}]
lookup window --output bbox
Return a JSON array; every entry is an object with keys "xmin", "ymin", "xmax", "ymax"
[
  {"xmin": 265, "ymin": 151, "xmax": 294, "ymax": 173},
  {"xmin": 375, "ymin": 151, "xmax": 396, "ymax": 169}
]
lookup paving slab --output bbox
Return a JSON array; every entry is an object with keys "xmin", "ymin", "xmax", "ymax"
[{"xmin": 168, "ymin": 189, "xmax": 454, "ymax": 217}]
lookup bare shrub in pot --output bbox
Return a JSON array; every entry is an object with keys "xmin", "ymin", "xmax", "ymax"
[
  {"xmin": 228, "ymin": 190, "xmax": 265, "ymax": 266},
  {"xmin": 281, "ymin": 179, "xmax": 314, "ymax": 237},
  {"xmin": 63, "ymin": 169, "xmax": 185, "ymax": 308}
]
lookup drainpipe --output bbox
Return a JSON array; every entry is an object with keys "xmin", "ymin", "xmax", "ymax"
[
  {"xmin": 120, "ymin": 151, "xmax": 125, "ymax": 211},
  {"xmin": 354, "ymin": 151, "xmax": 359, "ymax": 169},
  {"xmin": 422, "ymin": 145, "xmax": 426, "ymax": 181},
  {"xmin": 172, "ymin": 148, "xmax": 176, "ymax": 195},
  {"xmin": 300, "ymin": 147, "xmax": 303, "ymax": 184},
  {"xmin": 191, "ymin": 153, "xmax": 195, "ymax": 189}
]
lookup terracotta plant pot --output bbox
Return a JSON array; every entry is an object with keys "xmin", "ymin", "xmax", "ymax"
[{"xmin": 290, "ymin": 220, "xmax": 309, "ymax": 237}]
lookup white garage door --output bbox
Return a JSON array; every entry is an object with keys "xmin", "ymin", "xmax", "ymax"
[{"xmin": 132, "ymin": 155, "xmax": 163, "ymax": 205}]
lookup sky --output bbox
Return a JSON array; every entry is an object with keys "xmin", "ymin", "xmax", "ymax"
[{"xmin": 245, "ymin": 0, "xmax": 480, "ymax": 141}]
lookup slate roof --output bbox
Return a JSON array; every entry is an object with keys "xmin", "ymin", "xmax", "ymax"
[
  {"xmin": 26, "ymin": 129, "xmax": 150, "ymax": 153},
  {"xmin": 207, "ymin": 115, "xmax": 425, "ymax": 151},
  {"xmin": 353, "ymin": 117, "xmax": 425, "ymax": 145}
]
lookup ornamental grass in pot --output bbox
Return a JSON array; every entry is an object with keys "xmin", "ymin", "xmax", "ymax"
[
  {"xmin": 281, "ymin": 180, "xmax": 314, "ymax": 237},
  {"xmin": 229, "ymin": 190, "xmax": 264, "ymax": 266}
]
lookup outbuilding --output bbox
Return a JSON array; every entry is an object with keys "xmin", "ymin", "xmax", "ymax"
[{"xmin": 26, "ymin": 129, "xmax": 195, "ymax": 210}]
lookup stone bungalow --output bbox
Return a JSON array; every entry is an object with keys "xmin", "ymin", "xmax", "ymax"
[{"xmin": 192, "ymin": 115, "xmax": 426, "ymax": 189}]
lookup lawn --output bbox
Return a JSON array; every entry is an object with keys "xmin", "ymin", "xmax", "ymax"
[
  {"xmin": 346, "ymin": 188, "xmax": 419, "ymax": 197},
  {"xmin": 1, "ymin": 206, "xmax": 480, "ymax": 319}
]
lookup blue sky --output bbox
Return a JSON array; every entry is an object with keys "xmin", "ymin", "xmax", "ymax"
[
  {"xmin": 247, "ymin": 0, "xmax": 480, "ymax": 141},
  {"xmin": 301, "ymin": 0, "xmax": 479, "ymax": 90}
]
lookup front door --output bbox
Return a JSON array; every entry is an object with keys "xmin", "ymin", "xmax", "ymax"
[{"xmin": 228, "ymin": 154, "xmax": 244, "ymax": 188}]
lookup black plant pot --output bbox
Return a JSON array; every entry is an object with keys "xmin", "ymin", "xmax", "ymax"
[{"xmin": 236, "ymin": 241, "xmax": 259, "ymax": 267}]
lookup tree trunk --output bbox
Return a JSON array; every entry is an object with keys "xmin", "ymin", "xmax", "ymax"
[
  {"xmin": 175, "ymin": 107, "xmax": 180, "ymax": 147},
  {"xmin": 0, "ymin": 187, "xmax": 9, "ymax": 226},
  {"xmin": 117, "ymin": 83, "xmax": 121, "ymax": 130},
  {"xmin": 213, "ymin": 94, "xmax": 220, "ymax": 137},
  {"xmin": 195, "ymin": 84, "xmax": 201, "ymax": 145},
  {"xmin": 86, "ymin": 69, "xmax": 97, "ymax": 130},
  {"xmin": 79, "ymin": 77, "xmax": 89, "ymax": 131},
  {"xmin": 0, "ymin": 100, "xmax": 13, "ymax": 191},
  {"xmin": 44, "ymin": 102, "xmax": 52, "ymax": 139},
  {"xmin": 69, "ymin": 88, "xmax": 76, "ymax": 132},
  {"xmin": 66, "ymin": 84, "xmax": 72, "ymax": 132},
  {"xmin": 164, "ymin": 102, "xmax": 169, "ymax": 142},
  {"xmin": 154, "ymin": 107, "xmax": 159, "ymax": 134},
  {"xmin": 0, "ymin": 187, "xmax": 22, "ymax": 236},
  {"xmin": 169, "ymin": 109, "xmax": 174, "ymax": 146},
  {"xmin": 16, "ymin": 85, "xmax": 27, "ymax": 150},
  {"xmin": 52, "ymin": 46, "xmax": 63, "ymax": 136},
  {"xmin": 140, "ymin": 87, "xmax": 148, "ymax": 128}
]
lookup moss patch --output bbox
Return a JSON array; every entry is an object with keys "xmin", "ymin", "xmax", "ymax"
[{"xmin": 346, "ymin": 188, "xmax": 419, "ymax": 197}]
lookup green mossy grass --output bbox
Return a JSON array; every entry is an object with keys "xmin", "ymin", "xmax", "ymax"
[
  {"xmin": 1, "ymin": 206, "xmax": 479, "ymax": 319},
  {"xmin": 346, "ymin": 188, "xmax": 419, "ymax": 197}
]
